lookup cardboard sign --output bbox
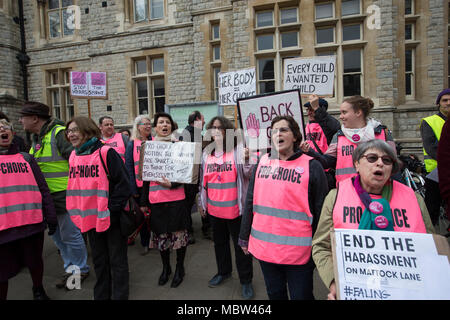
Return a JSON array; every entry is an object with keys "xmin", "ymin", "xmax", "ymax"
[
  {"xmin": 283, "ymin": 56, "xmax": 336, "ymax": 96},
  {"xmin": 140, "ymin": 141, "xmax": 201, "ymax": 184},
  {"xmin": 70, "ymin": 71, "xmax": 107, "ymax": 99},
  {"xmin": 237, "ymin": 90, "xmax": 304, "ymax": 150},
  {"xmin": 331, "ymin": 229, "xmax": 450, "ymax": 300},
  {"xmin": 218, "ymin": 68, "xmax": 256, "ymax": 106}
]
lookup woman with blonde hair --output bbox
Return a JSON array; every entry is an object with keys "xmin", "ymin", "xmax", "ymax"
[{"xmin": 125, "ymin": 115, "xmax": 153, "ymax": 252}]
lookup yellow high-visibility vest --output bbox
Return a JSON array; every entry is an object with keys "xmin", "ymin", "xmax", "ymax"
[
  {"xmin": 30, "ymin": 125, "xmax": 69, "ymax": 193},
  {"xmin": 421, "ymin": 114, "xmax": 445, "ymax": 173}
]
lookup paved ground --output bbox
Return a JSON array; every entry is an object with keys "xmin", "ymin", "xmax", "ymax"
[{"xmin": 7, "ymin": 211, "xmax": 329, "ymax": 300}]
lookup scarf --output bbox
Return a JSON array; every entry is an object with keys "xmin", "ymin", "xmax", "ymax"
[
  {"xmin": 353, "ymin": 175, "xmax": 395, "ymax": 231},
  {"xmin": 75, "ymin": 137, "xmax": 99, "ymax": 155},
  {"xmin": 341, "ymin": 118, "xmax": 381, "ymax": 144},
  {"xmin": 154, "ymin": 135, "xmax": 172, "ymax": 142}
]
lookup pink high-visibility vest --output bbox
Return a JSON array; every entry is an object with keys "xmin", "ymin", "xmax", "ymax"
[
  {"xmin": 102, "ymin": 133, "xmax": 126, "ymax": 162},
  {"xmin": 332, "ymin": 178, "xmax": 427, "ymax": 233},
  {"xmin": 248, "ymin": 153, "xmax": 313, "ymax": 265},
  {"xmin": 133, "ymin": 139, "xmax": 143, "ymax": 188},
  {"xmin": 0, "ymin": 153, "xmax": 43, "ymax": 231},
  {"xmin": 306, "ymin": 123, "xmax": 328, "ymax": 154},
  {"xmin": 204, "ymin": 151, "xmax": 239, "ymax": 219},
  {"xmin": 149, "ymin": 182, "xmax": 185, "ymax": 204},
  {"xmin": 67, "ymin": 147, "xmax": 110, "ymax": 232},
  {"xmin": 335, "ymin": 130, "xmax": 386, "ymax": 185}
]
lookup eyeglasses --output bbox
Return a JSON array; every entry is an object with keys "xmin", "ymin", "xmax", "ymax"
[
  {"xmin": 138, "ymin": 123, "xmax": 152, "ymax": 126},
  {"xmin": 271, "ymin": 127, "xmax": 291, "ymax": 134},
  {"xmin": 66, "ymin": 127, "xmax": 80, "ymax": 135},
  {"xmin": 361, "ymin": 153, "xmax": 394, "ymax": 165},
  {"xmin": 0, "ymin": 125, "xmax": 12, "ymax": 131}
]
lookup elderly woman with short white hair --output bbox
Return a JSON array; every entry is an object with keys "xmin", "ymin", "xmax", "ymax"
[
  {"xmin": 124, "ymin": 115, "xmax": 153, "ymax": 252},
  {"xmin": 312, "ymin": 139, "xmax": 435, "ymax": 300}
]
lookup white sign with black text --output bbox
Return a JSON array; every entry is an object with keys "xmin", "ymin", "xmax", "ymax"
[
  {"xmin": 218, "ymin": 68, "xmax": 256, "ymax": 106},
  {"xmin": 332, "ymin": 229, "xmax": 450, "ymax": 300},
  {"xmin": 141, "ymin": 141, "xmax": 199, "ymax": 184}
]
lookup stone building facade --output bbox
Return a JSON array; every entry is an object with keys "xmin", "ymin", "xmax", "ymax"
[{"xmin": 0, "ymin": 0, "xmax": 449, "ymax": 153}]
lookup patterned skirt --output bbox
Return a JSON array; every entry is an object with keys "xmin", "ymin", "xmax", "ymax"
[{"xmin": 149, "ymin": 230, "xmax": 188, "ymax": 251}]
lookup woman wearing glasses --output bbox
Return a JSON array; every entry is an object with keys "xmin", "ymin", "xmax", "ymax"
[
  {"xmin": 239, "ymin": 116, "xmax": 329, "ymax": 300},
  {"xmin": 124, "ymin": 115, "xmax": 152, "ymax": 253},
  {"xmin": 198, "ymin": 116, "xmax": 255, "ymax": 299},
  {"xmin": 302, "ymin": 95, "xmax": 396, "ymax": 186},
  {"xmin": 312, "ymin": 139, "xmax": 435, "ymax": 300},
  {"xmin": 65, "ymin": 116, "xmax": 131, "ymax": 300}
]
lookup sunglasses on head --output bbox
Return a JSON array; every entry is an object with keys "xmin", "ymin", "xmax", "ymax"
[{"xmin": 361, "ymin": 153, "xmax": 394, "ymax": 165}]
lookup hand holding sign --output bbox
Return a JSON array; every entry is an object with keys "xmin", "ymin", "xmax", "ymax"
[
  {"xmin": 308, "ymin": 94, "xmax": 320, "ymax": 110},
  {"xmin": 245, "ymin": 113, "xmax": 260, "ymax": 138}
]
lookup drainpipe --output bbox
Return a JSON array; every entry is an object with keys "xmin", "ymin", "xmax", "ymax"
[{"xmin": 16, "ymin": 0, "xmax": 30, "ymax": 101}]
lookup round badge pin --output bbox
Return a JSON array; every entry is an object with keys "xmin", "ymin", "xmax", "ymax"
[
  {"xmin": 217, "ymin": 175, "xmax": 222, "ymax": 182},
  {"xmin": 369, "ymin": 202, "xmax": 383, "ymax": 214},
  {"xmin": 352, "ymin": 134, "xmax": 361, "ymax": 142},
  {"xmin": 295, "ymin": 167, "xmax": 304, "ymax": 174},
  {"xmin": 374, "ymin": 216, "xmax": 389, "ymax": 229},
  {"xmin": 35, "ymin": 144, "xmax": 41, "ymax": 151}
]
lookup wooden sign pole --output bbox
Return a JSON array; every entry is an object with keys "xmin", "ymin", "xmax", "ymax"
[{"xmin": 88, "ymin": 99, "xmax": 91, "ymax": 119}]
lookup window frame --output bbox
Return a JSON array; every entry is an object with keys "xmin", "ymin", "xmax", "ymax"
[
  {"xmin": 405, "ymin": 48, "xmax": 415, "ymax": 99},
  {"xmin": 315, "ymin": 2, "xmax": 335, "ymax": 20},
  {"xmin": 46, "ymin": 0, "xmax": 76, "ymax": 40},
  {"xmin": 342, "ymin": 49, "xmax": 363, "ymax": 98},
  {"xmin": 341, "ymin": 0, "xmax": 361, "ymax": 17},
  {"xmin": 132, "ymin": 0, "xmax": 165, "ymax": 24},
  {"xmin": 131, "ymin": 55, "xmax": 166, "ymax": 117},
  {"xmin": 46, "ymin": 68, "xmax": 73, "ymax": 121}
]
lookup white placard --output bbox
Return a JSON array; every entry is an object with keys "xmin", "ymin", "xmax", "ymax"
[
  {"xmin": 70, "ymin": 71, "xmax": 107, "ymax": 99},
  {"xmin": 332, "ymin": 229, "xmax": 450, "ymax": 300},
  {"xmin": 283, "ymin": 56, "xmax": 336, "ymax": 95},
  {"xmin": 218, "ymin": 68, "xmax": 256, "ymax": 106},
  {"xmin": 141, "ymin": 141, "xmax": 199, "ymax": 184},
  {"xmin": 237, "ymin": 90, "xmax": 304, "ymax": 150}
]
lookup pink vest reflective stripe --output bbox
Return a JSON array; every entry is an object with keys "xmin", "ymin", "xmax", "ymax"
[
  {"xmin": 332, "ymin": 178, "xmax": 427, "ymax": 233},
  {"xmin": 149, "ymin": 182, "xmax": 185, "ymax": 204},
  {"xmin": 335, "ymin": 130, "xmax": 386, "ymax": 184},
  {"xmin": 204, "ymin": 151, "xmax": 239, "ymax": 219},
  {"xmin": 306, "ymin": 123, "xmax": 328, "ymax": 154},
  {"xmin": 133, "ymin": 139, "xmax": 143, "ymax": 188},
  {"xmin": 102, "ymin": 133, "xmax": 126, "ymax": 162},
  {"xmin": 248, "ymin": 154, "xmax": 313, "ymax": 265},
  {"xmin": 0, "ymin": 154, "xmax": 43, "ymax": 231},
  {"xmin": 67, "ymin": 147, "xmax": 110, "ymax": 233}
]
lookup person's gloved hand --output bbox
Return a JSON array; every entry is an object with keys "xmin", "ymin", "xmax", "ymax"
[{"xmin": 48, "ymin": 223, "xmax": 57, "ymax": 236}]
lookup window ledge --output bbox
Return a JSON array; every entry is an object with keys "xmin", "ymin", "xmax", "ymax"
[
  {"xmin": 314, "ymin": 43, "xmax": 339, "ymax": 51},
  {"xmin": 254, "ymin": 26, "xmax": 276, "ymax": 35},
  {"xmin": 405, "ymin": 40, "xmax": 420, "ymax": 48},
  {"xmin": 314, "ymin": 18, "xmax": 338, "ymax": 27},
  {"xmin": 405, "ymin": 14, "xmax": 420, "ymax": 23},
  {"xmin": 278, "ymin": 47, "xmax": 303, "ymax": 55},
  {"xmin": 341, "ymin": 40, "xmax": 368, "ymax": 48},
  {"xmin": 341, "ymin": 14, "xmax": 367, "ymax": 24}
]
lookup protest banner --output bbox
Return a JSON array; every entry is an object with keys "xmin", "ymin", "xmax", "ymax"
[
  {"xmin": 237, "ymin": 90, "xmax": 304, "ymax": 150},
  {"xmin": 331, "ymin": 228, "xmax": 450, "ymax": 300},
  {"xmin": 139, "ymin": 141, "xmax": 201, "ymax": 184},
  {"xmin": 70, "ymin": 71, "xmax": 108, "ymax": 118},
  {"xmin": 283, "ymin": 56, "xmax": 336, "ymax": 96},
  {"xmin": 218, "ymin": 68, "xmax": 256, "ymax": 106},
  {"xmin": 70, "ymin": 71, "xmax": 108, "ymax": 99}
]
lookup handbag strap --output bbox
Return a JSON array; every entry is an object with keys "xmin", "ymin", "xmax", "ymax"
[
  {"xmin": 98, "ymin": 145, "xmax": 110, "ymax": 181},
  {"xmin": 309, "ymin": 137, "xmax": 324, "ymax": 155}
]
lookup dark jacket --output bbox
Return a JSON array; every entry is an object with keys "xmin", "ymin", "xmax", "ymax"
[
  {"xmin": 0, "ymin": 143, "xmax": 57, "ymax": 245},
  {"xmin": 420, "ymin": 112, "xmax": 447, "ymax": 163},
  {"xmin": 438, "ymin": 119, "xmax": 450, "ymax": 220},
  {"xmin": 311, "ymin": 107, "xmax": 341, "ymax": 146},
  {"xmin": 31, "ymin": 117, "xmax": 74, "ymax": 161},
  {"xmin": 239, "ymin": 150, "xmax": 329, "ymax": 246}
]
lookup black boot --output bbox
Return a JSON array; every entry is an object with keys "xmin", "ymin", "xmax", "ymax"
[
  {"xmin": 158, "ymin": 249, "xmax": 171, "ymax": 286},
  {"xmin": 171, "ymin": 246, "xmax": 186, "ymax": 288},
  {"xmin": 32, "ymin": 286, "xmax": 50, "ymax": 300}
]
